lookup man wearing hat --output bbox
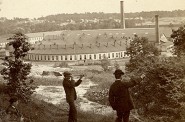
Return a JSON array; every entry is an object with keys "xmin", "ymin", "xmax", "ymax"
[
  {"xmin": 109, "ymin": 69, "xmax": 144, "ymax": 122},
  {"xmin": 63, "ymin": 71, "xmax": 84, "ymax": 122}
]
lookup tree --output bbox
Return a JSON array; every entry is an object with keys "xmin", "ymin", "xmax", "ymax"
[
  {"xmin": 1, "ymin": 32, "xmax": 36, "ymax": 102},
  {"xmin": 126, "ymin": 36, "xmax": 160, "ymax": 72},
  {"xmin": 126, "ymin": 36, "xmax": 185, "ymax": 121},
  {"xmin": 171, "ymin": 26, "xmax": 185, "ymax": 57}
]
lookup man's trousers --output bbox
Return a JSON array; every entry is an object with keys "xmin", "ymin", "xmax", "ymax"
[
  {"xmin": 68, "ymin": 102, "xmax": 77, "ymax": 122},
  {"xmin": 115, "ymin": 110, "xmax": 130, "ymax": 122}
]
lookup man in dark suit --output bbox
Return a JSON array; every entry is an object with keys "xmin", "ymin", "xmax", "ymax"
[
  {"xmin": 63, "ymin": 71, "xmax": 84, "ymax": 122},
  {"xmin": 109, "ymin": 69, "xmax": 144, "ymax": 122}
]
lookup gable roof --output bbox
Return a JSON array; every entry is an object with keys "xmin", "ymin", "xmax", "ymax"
[{"xmin": 29, "ymin": 41, "xmax": 127, "ymax": 55}]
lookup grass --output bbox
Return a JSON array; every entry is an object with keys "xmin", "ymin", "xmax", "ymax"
[
  {"xmin": 32, "ymin": 77, "xmax": 62, "ymax": 86},
  {"xmin": 0, "ymin": 70, "xmax": 115, "ymax": 122},
  {"xmin": 1, "ymin": 67, "xmax": 184, "ymax": 122},
  {"xmin": 0, "ymin": 92, "xmax": 114, "ymax": 122}
]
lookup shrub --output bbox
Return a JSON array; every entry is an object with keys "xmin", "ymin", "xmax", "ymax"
[
  {"xmin": 100, "ymin": 57, "xmax": 110, "ymax": 71},
  {"xmin": 85, "ymin": 71, "xmax": 114, "ymax": 105},
  {"xmin": 126, "ymin": 36, "xmax": 185, "ymax": 121},
  {"xmin": 171, "ymin": 26, "xmax": 185, "ymax": 57}
]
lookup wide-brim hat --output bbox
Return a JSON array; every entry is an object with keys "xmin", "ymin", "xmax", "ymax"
[
  {"xmin": 113, "ymin": 69, "xmax": 125, "ymax": 75},
  {"xmin": 63, "ymin": 71, "xmax": 71, "ymax": 76}
]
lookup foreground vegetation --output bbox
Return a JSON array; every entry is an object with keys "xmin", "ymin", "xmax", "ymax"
[{"xmin": 0, "ymin": 89, "xmax": 114, "ymax": 122}]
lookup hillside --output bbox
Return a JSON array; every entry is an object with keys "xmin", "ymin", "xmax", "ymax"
[{"xmin": 0, "ymin": 10, "xmax": 185, "ymax": 35}]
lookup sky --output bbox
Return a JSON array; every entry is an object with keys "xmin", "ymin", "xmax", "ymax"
[{"xmin": 0, "ymin": 0, "xmax": 185, "ymax": 19}]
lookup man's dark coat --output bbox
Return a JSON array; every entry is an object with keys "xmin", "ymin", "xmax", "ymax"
[
  {"xmin": 109, "ymin": 79, "xmax": 136, "ymax": 112},
  {"xmin": 63, "ymin": 78, "xmax": 82, "ymax": 103}
]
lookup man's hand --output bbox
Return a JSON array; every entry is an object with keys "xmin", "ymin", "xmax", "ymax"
[{"xmin": 79, "ymin": 74, "xmax": 84, "ymax": 80}]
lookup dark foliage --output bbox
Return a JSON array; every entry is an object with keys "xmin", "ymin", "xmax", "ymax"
[
  {"xmin": 126, "ymin": 36, "xmax": 185, "ymax": 121},
  {"xmin": 0, "ymin": 32, "xmax": 36, "ymax": 102},
  {"xmin": 171, "ymin": 26, "xmax": 185, "ymax": 57}
]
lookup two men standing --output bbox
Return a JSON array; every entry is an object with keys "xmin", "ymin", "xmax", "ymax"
[
  {"xmin": 63, "ymin": 71, "xmax": 84, "ymax": 122},
  {"xmin": 109, "ymin": 69, "xmax": 144, "ymax": 122},
  {"xmin": 62, "ymin": 69, "xmax": 144, "ymax": 122}
]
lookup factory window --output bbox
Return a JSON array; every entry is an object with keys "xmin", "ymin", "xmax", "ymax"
[
  {"xmin": 108, "ymin": 53, "xmax": 110, "ymax": 58},
  {"xmin": 65, "ymin": 55, "xmax": 67, "ymax": 60},
  {"xmin": 116, "ymin": 53, "xmax": 119, "ymax": 58},
  {"xmin": 40, "ymin": 55, "xmax": 42, "ymax": 60},
  {"xmin": 61, "ymin": 55, "xmax": 63, "ymax": 60},
  {"xmin": 52, "ymin": 56, "xmax": 54, "ymax": 60},
  {"xmin": 112, "ymin": 53, "xmax": 114, "ymax": 58},
  {"xmin": 45, "ymin": 55, "xmax": 47, "ymax": 60},
  {"xmin": 103, "ymin": 54, "xmax": 106, "ymax": 58},
  {"xmin": 75, "ymin": 55, "xmax": 77, "ymax": 60},
  {"xmin": 84, "ymin": 55, "xmax": 86, "ymax": 60},
  {"xmin": 99, "ymin": 54, "xmax": 101, "ymax": 59},
  {"xmin": 80, "ymin": 55, "xmax": 82, "ymax": 60},
  {"xmin": 70, "ymin": 55, "xmax": 72, "ymax": 60},
  {"xmin": 56, "ymin": 56, "xmax": 58, "ymax": 60},
  {"xmin": 120, "ymin": 52, "xmax": 123, "ymax": 57},
  {"xmin": 124, "ymin": 52, "xmax": 127, "ymax": 56},
  {"xmin": 89, "ymin": 55, "xmax": 92, "ymax": 59},
  {"xmin": 94, "ymin": 54, "xmax": 96, "ymax": 59},
  {"xmin": 48, "ymin": 56, "xmax": 50, "ymax": 60}
]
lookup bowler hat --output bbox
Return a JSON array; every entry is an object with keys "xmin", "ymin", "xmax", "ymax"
[
  {"xmin": 113, "ymin": 69, "xmax": 124, "ymax": 75},
  {"xmin": 63, "ymin": 71, "xmax": 71, "ymax": 76}
]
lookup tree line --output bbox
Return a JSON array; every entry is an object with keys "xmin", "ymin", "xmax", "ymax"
[{"xmin": 0, "ymin": 10, "xmax": 185, "ymax": 35}]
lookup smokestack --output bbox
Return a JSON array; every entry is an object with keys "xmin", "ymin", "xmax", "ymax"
[
  {"xmin": 120, "ymin": 1, "xmax": 125, "ymax": 29},
  {"xmin": 155, "ymin": 15, "xmax": 160, "ymax": 44}
]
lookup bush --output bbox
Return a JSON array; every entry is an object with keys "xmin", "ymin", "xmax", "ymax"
[
  {"xmin": 85, "ymin": 71, "xmax": 114, "ymax": 105},
  {"xmin": 126, "ymin": 36, "xmax": 185, "ymax": 121},
  {"xmin": 100, "ymin": 57, "xmax": 110, "ymax": 71}
]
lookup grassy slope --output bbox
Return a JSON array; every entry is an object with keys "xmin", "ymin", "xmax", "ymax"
[{"xmin": 0, "ymin": 75, "xmax": 115, "ymax": 122}]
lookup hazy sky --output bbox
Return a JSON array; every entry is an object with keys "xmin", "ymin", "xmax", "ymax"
[{"xmin": 0, "ymin": 0, "xmax": 185, "ymax": 19}]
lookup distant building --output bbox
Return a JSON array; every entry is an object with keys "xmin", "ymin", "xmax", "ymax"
[
  {"xmin": 24, "ymin": 28, "xmax": 157, "ymax": 62},
  {"xmin": 0, "ymin": 28, "xmax": 173, "ymax": 61}
]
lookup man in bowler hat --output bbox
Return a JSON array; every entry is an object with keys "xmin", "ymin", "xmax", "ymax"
[
  {"xmin": 109, "ymin": 69, "xmax": 144, "ymax": 122},
  {"xmin": 63, "ymin": 71, "xmax": 84, "ymax": 122}
]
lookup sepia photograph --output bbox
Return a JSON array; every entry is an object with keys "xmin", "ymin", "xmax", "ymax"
[{"xmin": 0, "ymin": 0, "xmax": 185, "ymax": 122}]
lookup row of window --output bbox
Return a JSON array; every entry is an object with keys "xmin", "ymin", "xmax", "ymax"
[
  {"xmin": 27, "ymin": 51, "xmax": 129, "ymax": 61},
  {"xmin": 29, "ymin": 37, "xmax": 43, "ymax": 41}
]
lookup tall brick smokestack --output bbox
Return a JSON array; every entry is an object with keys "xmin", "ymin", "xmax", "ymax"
[
  {"xmin": 155, "ymin": 15, "xmax": 159, "ymax": 44},
  {"xmin": 120, "ymin": 1, "xmax": 125, "ymax": 29}
]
